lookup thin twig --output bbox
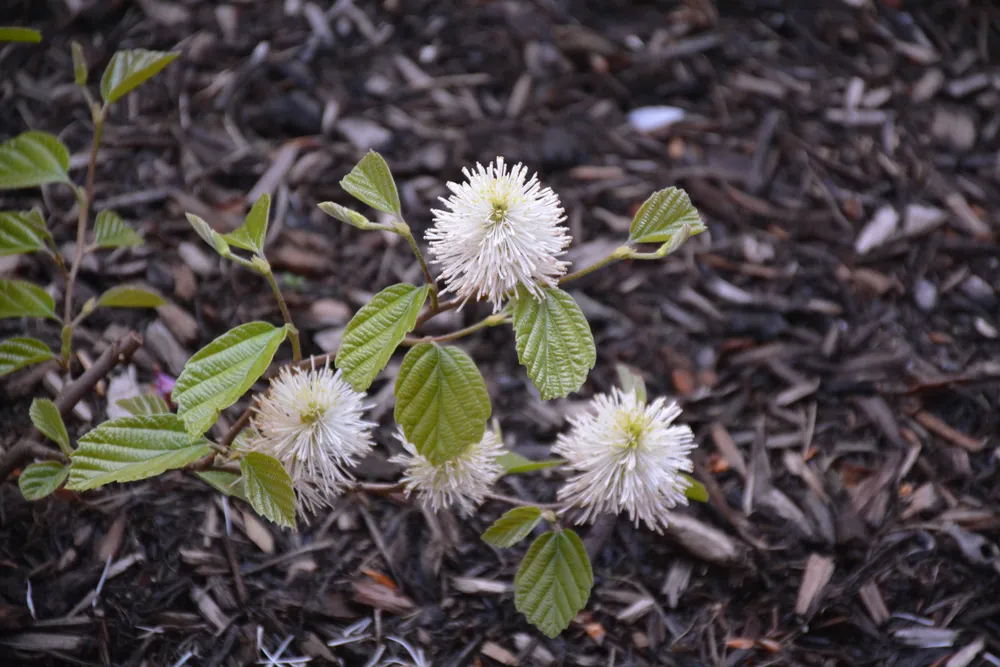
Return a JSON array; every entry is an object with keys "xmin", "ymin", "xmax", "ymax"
[
  {"xmin": 220, "ymin": 403, "xmax": 256, "ymax": 449},
  {"xmin": 62, "ymin": 104, "xmax": 107, "ymax": 367},
  {"xmin": 0, "ymin": 331, "xmax": 143, "ymax": 482},
  {"xmin": 559, "ymin": 246, "xmax": 631, "ymax": 284},
  {"xmin": 401, "ymin": 313, "xmax": 508, "ymax": 347},
  {"xmin": 485, "ymin": 492, "xmax": 562, "ymax": 511}
]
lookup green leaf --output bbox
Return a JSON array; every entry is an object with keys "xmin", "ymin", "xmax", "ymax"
[
  {"xmin": 682, "ymin": 474, "xmax": 708, "ymax": 503},
  {"xmin": 0, "ymin": 210, "xmax": 51, "ymax": 256},
  {"xmin": 195, "ymin": 470, "xmax": 247, "ymax": 502},
  {"xmin": 340, "ymin": 151, "xmax": 401, "ymax": 217},
  {"xmin": 29, "ymin": 398, "xmax": 70, "ymax": 454},
  {"xmin": 511, "ymin": 286, "xmax": 595, "ymax": 400},
  {"xmin": 92, "ymin": 210, "xmax": 142, "ymax": 249},
  {"xmin": 71, "ymin": 41, "xmax": 87, "ymax": 86},
  {"xmin": 318, "ymin": 201, "xmax": 377, "ymax": 230},
  {"xmin": 173, "ymin": 322, "xmax": 287, "ymax": 436},
  {"xmin": 116, "ymin": 394, "xmax": 171, "ymax": 416},
  {"xmin": 615, "ymin": 363, "xmax": 647, "ymax": 403},
  {"xmin": 0, "ymin": 279, "xmax": 57, "ymax": 320},
  {"xmin": 19, "ymin": 462, "xmax": 69, "ymax": 501},
  {"xmin": 222, "ymin": 194, "xmax": 270, "ymax": 255},
  {"xmin": 498, "ymin": 451, "xmax": 564, "ymax": 475},
  {"xmin": 515, "ymin": 529, "xmax": 593, "ymax": 638},
  {"xmin": 66, "ymin": 414, "xmax": 212, "ymax": 491},
  {"xmin": 0, "ymin": 131, "xmax": 70, "ymax": 190},
  {"xmin": 96, "ymin": 285, "xmax": 165, "ymax": 309},
  {"xmin": 482, "ymin": 507, "xmax": 543, "ymax": 548},
  {"xmin": 0, "ymin": 27, "xmax": 41, "ymax": 43},
  {"xmin": 100, "ymin": 49, "xmax": 178, "ymax": 104},
  {"xmin": 240, "ymin": 452, "xmax": 296, "ymax": 529},
  {"xmin": 394, "ymin": 343, "xmax": 491, "ymax": 465},
  {"xmin": 337, "ymin": 283, "xmax": 429, "ymax": 391},
  {"xmin": 628, "ymin": 187, "xmax": 706, "ymax": 247},
  {"xmin": 0, "ymin": 336, "xmax": 54, "ymax": 376},
  {"xmin": 185, "ymin": 213, "xmax": 231, "ymax": 258}
]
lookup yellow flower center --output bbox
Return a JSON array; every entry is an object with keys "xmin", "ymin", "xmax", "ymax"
[{"xmin": 618, "ymin": 413, "xmax": 646, "ymax": 450}]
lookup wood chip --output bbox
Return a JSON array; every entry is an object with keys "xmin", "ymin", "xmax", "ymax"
[
  {"xmin": 858, "ymin": 581, "xmax": 890, "ymax": 625},
  {"xmin": 794, "ymin": 553, "xmax": 835, "ymax": 616},
  {"xmin": 914, "ymin": 411, "xmax": 985, "ymax": 452}
]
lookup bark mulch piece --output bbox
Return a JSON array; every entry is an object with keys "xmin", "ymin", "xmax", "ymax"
[{"xmin": 2, "ymin": 2, "xmax": 1000, "ymax": 665}]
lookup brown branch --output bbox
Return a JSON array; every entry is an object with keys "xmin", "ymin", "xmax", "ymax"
[{"xmin": 0, "ymin": 331, "xmax": 143, "ymax": 483}]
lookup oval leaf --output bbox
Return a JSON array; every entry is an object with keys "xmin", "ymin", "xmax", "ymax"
[
  {"xmin": 66, "ymin": 414, "xmax": 212, "ymax": 491},
  {"xmin": 515, "ymin": 529, "xmax": 594, "ymax": 638},
  {"xmin": 0, "ymin": 336, "xmax": 54, "ymax": 377},
  {"xmin": 173, "ymin": 322, "xmax": 287, "ymax": 436},
  {"xmin": 337, "ymin": 283, "xmax": 429, "ymax": 391},
  {"xmin": 0, "ymin": 279, "xmax": 57, "ymax": 320},
  {"xmin": 682, "ymin": 474, "xmax": 708, "ymax": 503},
  {"xmin": 241, "ymin": 452, "xmax": 296, "ymax": 529},
  {"xmin": 29, "ymin": 398, "xmax": 70, "ymax": 454},
  {"xmin": 628, "ymin": 187, "xmax": 706, "ymax": 246},
  {"xmin": 222, "ymin": 194, "xmax": 270, "ymax": 255},
  {"xmin": 71, "ymin": 41, "xmax": 88, "ymax": 86},
  {"xmin": 185, "ymin": 212, "xmax": 231, "ymax": 258},
  {"xmin": 512, "ymin": 286, "xmax": 595, "ymax": 400},
  {"xmin": 0, "ymin": 210, "xmax": 50, "ymax": 256},
  {"xmin": 0, "ymin": 131, "xmax": 70, "ymax": 190},
  {"xmin": 0, "ymin": 27, "xmax": 42, "ymax": 43},
  {"xmin": 195, "ymin": 470, "xmax": 247, "ymax": 502},
  {"xmin": 96, "ymin": 285, "xmax": 165, "ymax": 309},
  {"xmin": 394, "ymin": 343, "xmax": 491, "ymax": 465},
  {"xmin": 92, "ymin": 210, "xmax": 142, "ymax": 249},
  {"xmin": 19, "ymin": 462, "xmax": 69, "ymax": 501},
  {"xmin": 318, "ymin": 201, "xmax": 375, "ymax": 230},
  {"xmin": 482, "ymin": 507, "xmax": 543, "ymax": 548},
  {"xmin": 497, "ymin": 451, "xmax": 565, "ymax": 475},
  {"xmin": 116, "ymin": 394, "xmax": 171, "ymax": 416},
  {"xmin": 100, "ymin": 49, "xmax": 178, "ymax": 104},
  {"xmin": 340, "ymin": 151, "xmax": 401, "ymax": 217}
]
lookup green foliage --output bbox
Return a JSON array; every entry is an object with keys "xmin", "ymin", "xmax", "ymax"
[
  {"xmin": 0, "ymin": 131, "xmax": 70, "ymax": 190},
  {"xmin": 29, "ymin": 398, "xmax": 71, "ymax": 456},
  {"xmin": 0, "ymin": 279, "xmax": 57, "ymax": 320},
  {"xmin": 71, "ymin": 41, "xmax": 87, "ymax": 86},
  {"xmin": 19, "ymin": 462, "xmax": 69, "ymax": 501},
  {"xmin": 318, "ymin": 201, "xmax": 377, "ymax": 230},
  {"xmin": 340, "ymin": 151, "xmax": 402, "ymax": 217},
  {"xmin": 96, "ymin": 285, "xmax": 165, "ymax": 309},
  {"xmin": 240, "ymin": 452, "xmax": 296, "ymax": 529},
  {"xmin": 173, "ymin": 322, "xmax": 287, "ymax": 436},
  {"xmin": 116, "ymin": 394, "xmax": 171, "ymax": 416},
  {"xmin": 482, "ymin": 507, "xmax": 543, "ymax": 548},
  {"xmin": 0, "ymin": 210, "xmax": 51, "ymax": 256},
  {"xmin": 66, "ymin": 414, "xmax": 212, "ymax": 491},
  {"xmin": 222, "ymin": 194, "xmax": 270, "ymax": 256},
  {"xmin": 185, "ymin": 213, "xmax": 232, "ymax": 258},
  {"xmin": 0, "ymin": 337, "xmax": 54, "ymax": 377},
  {"xmin": 195, "ymin": 470, "xmax": 247, "ymax": 502},
  {"xmin": 92, "ymin": 210, "xmax": 142, "ymax": 249},
  {"xmin": 337, "ymin": 283, "xmax": 429, "ymax": 391},
  {"xmin": 515, "ymin": 529, "xmax": 593, "ymax": 638},
  {"xmin": 0, "ymin": 27, "xmax": 41, "ymax": 43},
  {"xmin": 394, "ymin": 343, "xmax": 491, "ymax": 465},
  {"xmin": 100, "ymin": 49, "xmax": 178, "ymax": 104},
  {"xmin": 682, "ymin": 474, "xmax": 709, "ymax": 502},
  {"xmin": 497, "ymin": 451, "xmax": 564, "ymax": 475},
  {"xmin": 511, "ymin": 286, "xmax": 595, "ymax": 400},
  {"xmin": 628, "ymin": 187, "xmax": 706, "ymax": 249},
  {"xmin": 615, "ymin": 363, "xmax": 647, "ymax": 403}
]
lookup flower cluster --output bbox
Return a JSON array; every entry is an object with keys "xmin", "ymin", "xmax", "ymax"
[
  {"xmin": 249, "ymin": 363, "xmax": 375, "ymax": 513},
  {"xmin": 555, "ymin": 388, "xmax": 696, "ymax": 533},
  {"xmin": 426, "ymin": 157, "xmax": 571, "ymax": 311}
]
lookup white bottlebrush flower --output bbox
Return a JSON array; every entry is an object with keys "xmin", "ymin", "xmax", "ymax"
[
  {"xmin": 426, "ymin": 157, "xmax": 571, "ymax": 311},
  {"xmin": 554, "ymin": 388, "xmax": 696, "ymax": 533},
  {"xmin": 390, "ymin": 429, "xmax": 504, "ymax": 515},
  {"xmin": 250, "ymin": 363, "xmax": 375, "ymax": 513}
]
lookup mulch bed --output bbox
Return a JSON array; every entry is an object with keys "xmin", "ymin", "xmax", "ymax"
[{"xmin": 3, "ymin": 1, "xmax": 1000, "ymax": 665}]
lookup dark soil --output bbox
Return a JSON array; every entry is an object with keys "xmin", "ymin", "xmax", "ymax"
[{"xmin": 3, "ymin": 1, "xmax": 1000, "ymax": 665}]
